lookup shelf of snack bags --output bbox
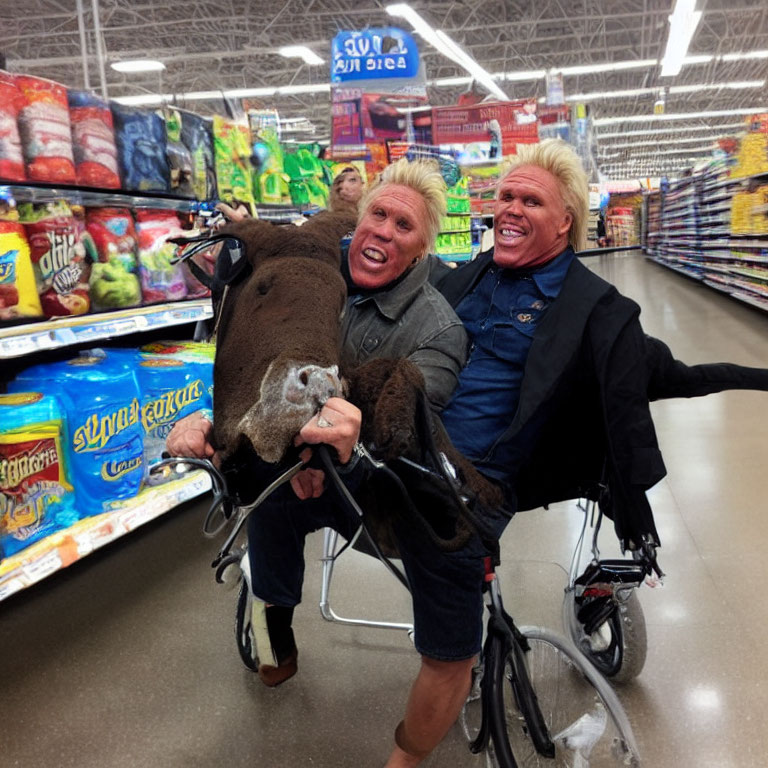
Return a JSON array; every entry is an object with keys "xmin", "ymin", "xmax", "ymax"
[
  {"xmin": 641, "ymin": 123, "xmax": 768, "ymax": 313},
  {"xmin": 5, "ymin": 181, "xmax": 214, "ymax": 215},
  {"xmin": 0, "ymin": 187, "xmax": 217, "ymax": 345},
  {"xmin": 0, "ymin": 299, "xmax": 213, "ymax": 359},
  {"xmin": 0, "ymin": 341, "xmax": 217, "ymax": 600},
  {"xmin": 435, "ymin": 176, "xmax": 474, "ymax": 263}
]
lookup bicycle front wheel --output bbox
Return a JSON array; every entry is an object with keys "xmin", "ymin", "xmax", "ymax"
[
  {"xmin": 234, "ymin": 581, "xmax": 259, "ymax": 672},
  {"xmin": 497, "ymin": 626, "xmax": 641, "ymax": 767}
]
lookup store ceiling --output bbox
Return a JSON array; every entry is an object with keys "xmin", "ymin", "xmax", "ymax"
[{"xmin": 3, "ymin": 0, "xmax": 768, "ymax": 178}]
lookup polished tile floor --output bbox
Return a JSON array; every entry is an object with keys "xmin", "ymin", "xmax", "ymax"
[{"xmin": 2, "ymin": 252, "xmax": 768, "ymax": 767}]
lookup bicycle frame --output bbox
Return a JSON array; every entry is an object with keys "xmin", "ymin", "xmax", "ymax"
[{"xmin": 469, "ymin": 557, "xmax": 556, "ymax": 763}]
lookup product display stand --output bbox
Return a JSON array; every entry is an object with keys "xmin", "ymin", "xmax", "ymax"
[
  {"xmin": 0, "ymin": 299, "xmax": 213, "ymax": 359},
  {"xmin": 0, "ymin": 471, "xmax": 211, "ymax": 602},
  {"xmin": 642, "ymin": 164, "xmax": 768, "ymax": 313},
  {"xmin": 0, "ymin": 184, "xmax": 222, "ymax": 601}
]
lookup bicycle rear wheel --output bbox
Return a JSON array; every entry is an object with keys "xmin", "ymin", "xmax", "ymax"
[
  {"xmin": 563, "ymin": 589, "xmax": 648, "ymax": 683},
  {"xmin": 498, "ymin": 626, "xmax": 641, "ymax": 767}
]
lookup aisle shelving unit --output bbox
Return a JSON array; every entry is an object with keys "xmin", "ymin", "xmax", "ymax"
[
  {"xmin": 0, "ymin": 299, "xmax": 213, "ymax": 359},
  {"xmin": 0, "ymin": 470, "xmax": 212, "ymax": 602},
  {"xmin": 0, "ymin": 184, "xmax": 226, "ymax": 601},
  {"xmin": 642, "ymin": 165, "xmax": 768, "ymax": 313}
]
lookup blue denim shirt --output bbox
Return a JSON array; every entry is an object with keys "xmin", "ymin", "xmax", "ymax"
[{"xmin": 441, "ymin": 247, "xmax": 576, "ymax": 478}]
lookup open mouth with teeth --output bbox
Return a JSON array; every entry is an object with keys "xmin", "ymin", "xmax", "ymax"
[
  {"xmin": 497, "ymin": 224, "xmax": 528, "ymax": 243},
  {"xmin": 362, "ymin": 246, "xmax": 387, "ymax": 264}
]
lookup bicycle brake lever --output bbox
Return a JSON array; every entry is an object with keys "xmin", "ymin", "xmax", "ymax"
[{"xmin": 211, "ymin": 456, "xmax": 307, "ymax": 570}]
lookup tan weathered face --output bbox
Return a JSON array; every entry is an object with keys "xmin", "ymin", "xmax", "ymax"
[{"xmin": 211, "ymin": 213, "xmax": 354, "ymax": 463}]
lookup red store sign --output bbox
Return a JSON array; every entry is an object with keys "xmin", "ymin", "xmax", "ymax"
[{"xmin": 432, "ymin": 100, "xmax": 538, "ymax": 155}]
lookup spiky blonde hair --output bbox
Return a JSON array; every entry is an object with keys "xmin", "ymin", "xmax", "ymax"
[
  {"xmin": 359, "ymin": 158, "xmax": 447, "ymax": 252},
  {"xmin": 500, "ymin": 139, "xmax": 589, "ymax": 251}
]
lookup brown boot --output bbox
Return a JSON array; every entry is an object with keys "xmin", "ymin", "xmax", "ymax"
[{"xmin": 258, "ymin": 647, "xmax": 298, "ymax": 687}]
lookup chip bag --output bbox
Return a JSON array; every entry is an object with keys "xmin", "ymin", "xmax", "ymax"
[
  {"xmin": 85, "ymin": 208, "xmax": 141, "ymax": 310},
  {"xmin": 0, "ymin": 392, "xmax": 77, "ymax": 559},
  {"xmin": 213, "ymin": 115, "xmax": 255, "ymax": 207},
  {"xmin": 68, "ymin": 90, "xmax": 121, "ymax": 189},
  {"xmin": 134, "ymin": 357, "xmax": 213, "ymax": 483},
  {"xmin": 19, "ymin": 200, "xmax": 91, "ymax": 317},
  {"xmin": 0, "ymin": 71, "xmax": 26, "ymax": 182},
  {"xmin": 9, "ymin": 356, "xmax": 144, "ymax": 517},
  {"xmin": 179, "ymin": 109, "xmax": 216, "ymax": 201},
  {"xmin": 162, "ymin": 107, "xmax": 194, "ymax": 198},
  {"xmin": 134, "ymin": 209, "xmax": 188, "ymax": 304},
  {"xmin": 14, "ymin": 74, "xmax": 76, "ymax": 184},
  {"xmin": 111, "ymin": 102, "xmax": 170, "ymax": 192},
  {"xmin": 0, "ymin": 220, "xmax": 43, "ymax": 321}
]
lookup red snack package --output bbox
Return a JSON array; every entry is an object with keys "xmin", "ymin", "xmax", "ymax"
[
  {"xmin": 85, "ymin": 208, "xmax": 141, "ymax": 310},
  {"xmin": 20, "ymin": 201, "xmax": 91, "ymax": 317},
  {"xmin": 0, "ymin": 72, "xmax": 26, "ymax": 182},
  {"xmin": 134, "ymin": 209, "xmax": 188, "ymax": 305},
  {"xmin": 14, "ymin": 75, "xmax": 76, "ymax": 185},
  {"xmin": 68, "ymin": 90, "xmax": 121, "ymax": 189}
]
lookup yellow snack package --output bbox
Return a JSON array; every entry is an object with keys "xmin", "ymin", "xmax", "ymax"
[{"xmin": 0, "ymin": 220, "xmax": 43, "ymax": 320}]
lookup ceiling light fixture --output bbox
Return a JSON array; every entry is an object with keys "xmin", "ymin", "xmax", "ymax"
[
  {"xmin": 558, "ymin": 59, "xmax": 658, "ymax": 77},
  {"xmin": 278, "ymin": 83, "xmax": 330, "ymax": 95},
  {"xmin": 602, "ymin": 135, "xmax": 735, "ymax": 149},
  {"xmin": 111, "ymin": 59, "xmax": 166, "ymax": 73},
  {"xmin": 661, "ymin": 0, "xmax": 703, "ymax": 77},
  {"xmin": 223, "ymin": 87, "xmax": 278, "ymax": 98},
  {"xmin": 596, "ymin": 122, "xmax": 747, "ymax": 139},
  {"xmin": 722, "ymin": 50, "xmax": 768, "ymax": 61},
  {"xmin": 594, "ymin": 107, "xmax": 765, "ymax": 126},
  {"xmin": 386, "ymin": 3, "xmax": 509, "ymax": 100},
  {"xmin": 278, "ymin": 46, "xmax": 324, "ymax": 66},
  {"xmin": 112, "ymin": 93, "xmax": 173, "ymax": 105},
  {"xmin": 559, "ymin": 80, "xmax": 764, "ymax": 103},
  {"xmin": 111, "ymin": 81, "xmax": 329, "ymax": 106},
  {"xmin": 599, "ymin": 145, "xmax": 715, "ymax": 157}
]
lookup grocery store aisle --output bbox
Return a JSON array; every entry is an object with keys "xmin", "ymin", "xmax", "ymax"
[{"xmin": 2, "ymin": 251, "xmax": 768, "ymax": 768}]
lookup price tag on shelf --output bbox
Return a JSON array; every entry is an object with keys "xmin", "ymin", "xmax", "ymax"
[
  {"xmin": 133, "ymin": 315, "xmax": 149, "ymax": 330},
  {"xmin": 31, "ymin": 331, "xmax": 57, "ymax": 351},
  {"xmin": 0, "ymin": 336, "xmax": 36, "ymax": 358},
  {"xmin": 0, "ymin": 576, "xmax": 27, "ymax": 601},
  {"xmin": 22, "ymin": 548, "xmax": 63, "ymax": 585},
  {"xmin": 54, "ymin": 328, "xmax": 78, "ymax": 346}
]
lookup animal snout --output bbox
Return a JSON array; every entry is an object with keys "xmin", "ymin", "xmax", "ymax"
[{"xmin": 283, "ymin": 364, "xmax": 342, "ymax": 407}]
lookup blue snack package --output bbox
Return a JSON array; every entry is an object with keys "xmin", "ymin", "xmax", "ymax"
[
  {"xmin": 110, "ymin": 103, "xmax": 170, "ymax": 193},
  {"xmin": 9, "ymin": 355, "xmax": 145, "ymax": 516},
  {"xmin": 134, "ymin": 357, "xmax": 212, "ymax": 483},
  {"xmin": 179, "ymin": 109, "xmax": 216, "ymax": 201},
  {"xmin": 0, "ymin": 392, "xmax": 78, "ymax": 559}
]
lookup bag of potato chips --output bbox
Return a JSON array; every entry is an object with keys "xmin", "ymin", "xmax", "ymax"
[
  {"xmin": 0, "ymin": 392, "xmax": 77, "ymax": 560},
  {"xmin": 0, "ymin": 220, "xmax": 43, "ymax": 321},
  {"xmin": 19, "ymin": 200, "xmax": 91, "ymax": 318}
]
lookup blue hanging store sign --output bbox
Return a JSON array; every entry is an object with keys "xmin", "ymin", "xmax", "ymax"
[{"xmin": 331, "ymin": 28, "xmax": 420, "ymax": 82}]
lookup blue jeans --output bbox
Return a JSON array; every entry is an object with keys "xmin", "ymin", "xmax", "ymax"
[{"xmin": 247, "ymin": 482, "xmax": 513, "ymax": 661}]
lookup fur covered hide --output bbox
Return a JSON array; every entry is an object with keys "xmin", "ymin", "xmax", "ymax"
[
  {"xmin": 212, "ymin": 212, "xmax": 502, "ymax": 550},
  {"xmin": 213, "ymin": 212, "xmax": 354, "ymax": 463}
]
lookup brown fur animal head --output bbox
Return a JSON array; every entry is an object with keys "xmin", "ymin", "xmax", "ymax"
[{"xmin": 213, "ymin": 211, "xmax": 356, "ymax": 463}]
